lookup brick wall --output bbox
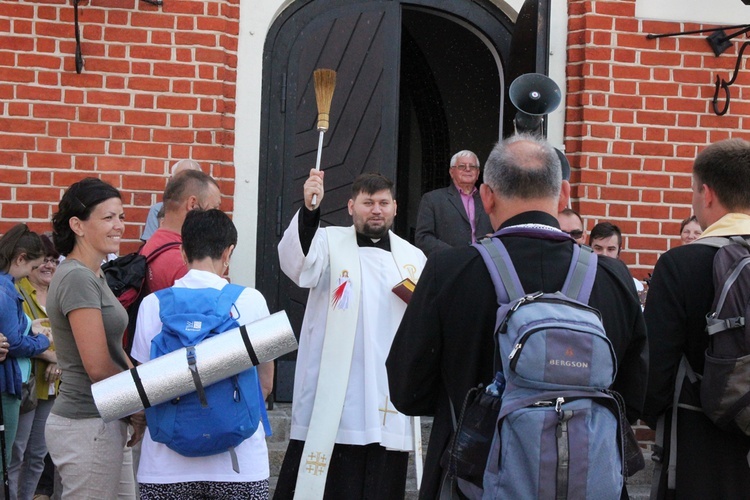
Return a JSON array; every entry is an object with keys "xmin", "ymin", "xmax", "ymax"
[
  {"xmin": 0, "ymin": 0, "xmax": 238, "ymax": 253},
  {"xmin": 566, "ymin": 0, "xmax": 750, "ymax": 280}
]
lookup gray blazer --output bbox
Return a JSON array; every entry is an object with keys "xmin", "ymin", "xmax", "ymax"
[{"xmin": 414, "ymin": 185, "xmax": 494, "ymax": 256}]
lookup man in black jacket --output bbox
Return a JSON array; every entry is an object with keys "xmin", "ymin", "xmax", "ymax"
[
  {"xmin": 644, "ymin": 138, "xmax": 750, "ymax": 499},
  {"xmin": 386, "ymin": 134, "xmax": 648, "ymax": 499}
]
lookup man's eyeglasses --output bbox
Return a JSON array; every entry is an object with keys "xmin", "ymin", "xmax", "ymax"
[
  {"xmin": 452, "ymin": 164, "xmax": 479, "ymax": 171},
  {"xmin": 564, "ymin": 229, "xmax": 584, "ymax": 239}
]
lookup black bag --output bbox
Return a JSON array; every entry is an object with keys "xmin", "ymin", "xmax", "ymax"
[
  {"xmin": 101, "ymin": 241, "xmax": 180, "ymax": 354},
  {"xmin": 20, "ymin": 375, "xmax": 37, "ymax": 415},
  {"xmin": 441, "ymin": 374, "xmax": 503, "ymax": 493}
]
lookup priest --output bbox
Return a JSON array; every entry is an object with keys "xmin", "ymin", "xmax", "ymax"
[{"xmin": 274, "ymin": 170, "xmax": 426, "ymax": 499}]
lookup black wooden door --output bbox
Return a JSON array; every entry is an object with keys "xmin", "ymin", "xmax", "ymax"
[{"xmin": 503, "ymin": 0, "xmax": 553, "ymax": 135}]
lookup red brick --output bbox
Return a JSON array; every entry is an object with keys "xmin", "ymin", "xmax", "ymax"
[
  {"xmin": 2, "ymin": 203, "xmax": 30, "ymax": 219},
  {"xmin": 16, "ymin": 187, "xmax": 65, "ymax": 202},
  {"xmin": 130, "ymin": 45, "xmax": 172, "ymax": 60},
  {"xmin": 124, "ymin": 110, "xmax": 168, "ymax": 126},
  {"xmin": 82, "ymin": 24, "xmax": 103, "ymax": 41},
  {"xmin": 608, "ymin": 94, "xmax": 643, "ymax": 109},
  {"xmin": 61, "ymin": 138, "xmax": 106, "ymax": 154},
  {"xmin": 0, "ymin": 3, "xmax": 35, "ymax": 17},
  {"xmin": 636, "ymin": 111, "xmax": 676, "ymax": 126},
  {"xmin": 133, "ymin": 128, "xmax": 151, "ymax": 142},
  {"xmin": 700, "ymin": 114, "xmax": 740, "ymax": 128},
  {"xmin": 7, "ymin": 103, "xmax": 29, "ymax": 117},
  {"xmin": 195, "ymin": 48, "xmax": 225, "ymax": 63},
  {"xmin": 151, "ymin": 32, "xmax": 172, "ymax": 45},
  {"xmin": 634, "ymin": 142, "xmax": 674, "ymax": 157},
  {"xmin": 0, "ymin": 117, "xmax": 45, "ymax": 134},
  {"xmin": 601, "ymin": 156, "xmax": 642, "ymax": 171},
  {"xmin": 60, "ymin": 73, "xmax": 104, "ymax": 88},
  {"xmin": 107, "ymin": 142, "xmax": 122, "ymax": 155},
  {"xmin": 0, "ymin": 166, "xmax": 29, "ymax": 184},
  {"xmin": 0, "ymin": 67, "xmax": 34, "ymax": 83},
  {"xmin": 36, "ymin": 138, "xmax": 57, "ymax": 152},
  {"xmin": 667, "ymin": 128, "xmax": 708, "ymax": 144},
  {"xmin": 612, "ymin": 65, "xmax": 650, "ymax": 81},
  {"xmin": 53, "ymin": 171, "xmax": 96, "ymax": 187},
  {"xmin": 156, "ymin": 95, "xmax": 198, "ymax": 110},
  {"xmin": 97, "ymin": 156, "xmax": 144, "ymax": 171},
  {"xmin": 78, "ymin": 107, "xmax": 99, "ymax": 123},
  {"xmin": 610, "ymin": 110, "xmax": 633, "ymax": 124},
  {"xmin": 83, "ymin": 58, "xmax": 131, "ymax": 74},
  {"xmin": 87, "ymin": 91, "xmax": 131, "ymax": 107},
  {"xmin": 104, "ymin": 27, "xmax": 148, "ymax": 43},
  {"xmin": 639, "ymin": 81, "xmax": 679, "ymax": 96},
  {"xmin": 131, "ymin": 12, "xmax": 176, "ymax": 28},
  {"xmin": 27, "ymin": 153, "xmax": 73, "ymax": 169},
  {"xmin": 175, "ymin": 32, "xmax": 217, "ymax": 47},
  {"xmin": 134, "ymin": 94, "xmax": 154, "ymax": 109},
  {"xmin": 124, "ymin": 142, "xmax": 169, "ymax": 158},
  {"xmin": 102, "ymin": 109, "xmax": 122, "ymax": 123},
  {"xmin": 152, "ymin": 129, "xmax": 195, "ymax": 143},
  {"xmin": 74, "ymin": 156, "xmax": 96, "ymax": 171},
  {"xmin": 69, "ymin": 123, "xmax": 112, "ymax": 139},
  {"xmin": 16, "ymin": 85, "xmax": 63, "ymax": 102},
  {"xmin": 128, "ymin": 77, "xmax": 170, "ymax": 93},
  {"xmin": 153, "ymin": 63, "xmax": 195, "ymax": 78},
  {"xmin": 47, "ymin": 122, "xmax": 69, "ymax": 137},
  {"xmin": 165, "ymin": 1, "xmax": 206, "ymax": 14},
  {"xmin": 32, "ymin": 104, "xmax": 75, "ymax": 120},
  {"xmin": 172, "ymin": 80, "xmax": 191, "ymax": 94},
  {"xmin": 664, "ymin": 190, "xmax": 691, "ymax": 204}
]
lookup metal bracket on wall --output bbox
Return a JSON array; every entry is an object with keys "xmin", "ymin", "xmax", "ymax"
[
  {"xmin": 646, "ymin": 23, "xmax": 750, "ymax": 116},
  {"xmin": 73, "ymin": 0, "xmax": 163, "ymax": 74}
]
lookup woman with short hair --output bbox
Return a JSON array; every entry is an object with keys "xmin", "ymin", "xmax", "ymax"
[{"xmin": 132, "ymin": 209, "xmax": 273, "ymax": 499}]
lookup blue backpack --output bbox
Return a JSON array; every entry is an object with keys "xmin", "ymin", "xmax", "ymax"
[
  {"xmin": 474, "ymin": 229, "xmax": 626, "ymax": 499},
  {"xmin": 146, "ymin": 284, "xmax": 270, "ymax": 465}
]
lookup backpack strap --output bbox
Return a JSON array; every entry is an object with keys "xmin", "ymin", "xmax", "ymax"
[
  {"xmin": 474, "ymin": 238, "xmax": 522, "ymax": 302},
  {"xmin": 560, "ymin": 245, "xmax": 598, "ymax": 304},
  {"xmin": 707, "ymin": 255, "xmax": 750, "ymax": 336},
  {"xmin": 141, "ymin": 240, "xmax": 181, "ymax": 263},
  {"xmin": 215, "ymin": 284, "xmax": 245, "ymax": 325}
]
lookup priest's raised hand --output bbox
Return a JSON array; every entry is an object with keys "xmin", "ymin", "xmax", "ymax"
[{"xmin": 304, "ymin": 168, "xmax": 325, "ymax": 210}]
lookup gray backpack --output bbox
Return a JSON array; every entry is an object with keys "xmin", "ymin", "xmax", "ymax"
[
  {"xmin": 474, "ymin": 229, "xmax": 628, "ymax": 500},
  {"xmin": 698, "ymin": 235, "xmax": 750, "ymax": 434}
]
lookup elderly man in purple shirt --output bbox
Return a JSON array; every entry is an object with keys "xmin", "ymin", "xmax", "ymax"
[{"xmin": 415, "ymin": 150, "xmax": 494, "ymax": 256}]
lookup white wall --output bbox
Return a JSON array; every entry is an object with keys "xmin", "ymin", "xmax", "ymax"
[
  {"xmin": 636, "ymin": 0, "xmax": 750, "ymax": 25},
  {"xmin": 230, "ymin": 0, "xmax": 566, "ymax": 285}
]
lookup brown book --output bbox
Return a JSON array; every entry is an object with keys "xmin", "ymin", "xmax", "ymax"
[{"xmin": 392, "ymin": 277, "xmax": 416, "ymax": 304}]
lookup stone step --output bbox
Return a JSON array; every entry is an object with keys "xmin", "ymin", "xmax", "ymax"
[{"xmin": 265, "ymin": 403, "xmax": 653, "ymax": 497}]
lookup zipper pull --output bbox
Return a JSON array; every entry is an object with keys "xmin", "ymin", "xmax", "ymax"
[
  {"xmin": 555, "ymin": 397, "xmax": 565, "ymax": 415},
  {"xmin": 508, "ymin": 343, "xmax": 522, "ymax": 360}
]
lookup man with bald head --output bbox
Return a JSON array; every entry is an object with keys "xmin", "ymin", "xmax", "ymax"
[
  {"xmin": 141, "ymin": 159, "xmax": 203, "ymax": 241},
  {"xmin": 140, "ymin": 168, "xmax": 222, "ymax": 293},
  {"xmin": 387, "ymin": 134, "xmax": 647, "ymax": 498}
]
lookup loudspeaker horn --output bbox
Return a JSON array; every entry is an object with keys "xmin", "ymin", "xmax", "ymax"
[{"xmin": 509, "ymin": 73, "xmax": 562, "ymax": 133}]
